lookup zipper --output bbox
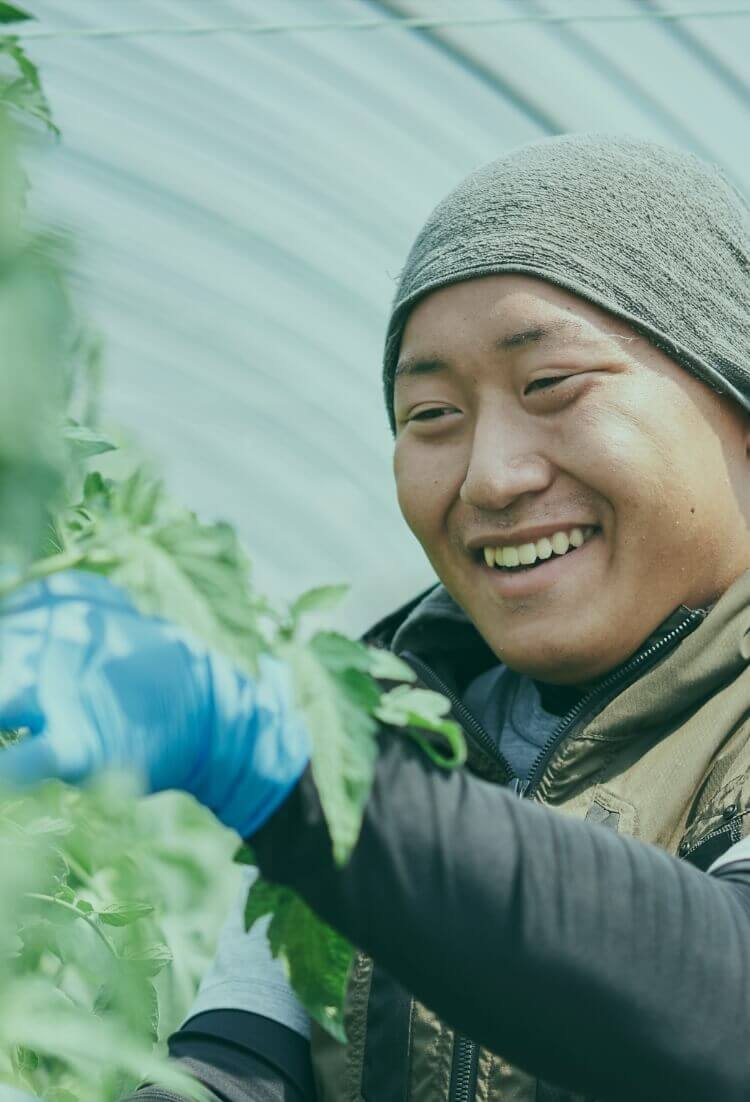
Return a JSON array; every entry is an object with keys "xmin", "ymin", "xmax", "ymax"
[
  {"xmin": 400, "ymin": 650, "xmax": 514, "ymax": 782},
  {"xmin": 681, "ymin": 821, "xmax": 734, "ymax": 862},
  {"xmin": 679, "ymin": 815, "xmax": 748, "ymax": 870},
  {"xmin": 398, "ymin": 606, "xmax": 703, "ymax": 1102},
  {"xmin": 449, "ymin": 1033, "xmax": 479, "ymax": 1102},
  {"xmin": 399, "ymin": 650, "xmax": 511, "ymax": 1102},
  {"xmin": 518, "ymin": 607, "xmax": 706, "ymax": 798}
]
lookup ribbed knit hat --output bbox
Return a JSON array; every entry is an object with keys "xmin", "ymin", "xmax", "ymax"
[{"xmin": 382, "ymin": 133, "xmax": 750, "ymax": 434}]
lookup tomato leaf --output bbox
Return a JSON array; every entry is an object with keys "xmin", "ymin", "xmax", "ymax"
[
  {"xmin": 64, "ymin": 419, "xmax": 117, "ymax": 461},
  {"xmin": 0, "ymin": 39, "xmax": 58, "ymax": 135},
  {"xmin": 289, "ymin": 584, "xmax": 350, "ymax": 624},
  {"xmin": 244, "ymin": 876, "xmax": 353, "ymax": 1042},
  {"xmin": 54, "ymin": 468, "xmax": 270, "ymax": 676},
  {"xmin": 367, "ymin": 647, "xmax": 417, "ymax": 683},
  {"xmin": 98, "ymin": 901, "xmax": 154, "ymax": 927},
  {"xmin": 285, "ymin": 640, "xmax": 378, "ymax": 865},
  {"xmin": 0, "ymin": 4, "xmax": 33, "ymax": 22},
  {"xmin": 310, "ymin": 631, "xmax": 371, "ymax": 674}
]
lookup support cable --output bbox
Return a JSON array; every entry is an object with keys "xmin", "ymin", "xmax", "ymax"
[{"xmin": 9, "ymin": 7, "xmax": 750, "ymax": 43}]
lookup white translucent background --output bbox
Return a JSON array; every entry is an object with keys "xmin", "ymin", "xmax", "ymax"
[{"xmin": 21, "ymin": 0, "xmax": 750, "ymax": 634}]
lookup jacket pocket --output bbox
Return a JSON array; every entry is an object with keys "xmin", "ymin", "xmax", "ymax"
[
  {"xmin": 678, "ymin": 776, "xmax": 750, "ymax": 870},
  {"xmin": 680, "ymin": 816, "xmax": 744, "ymax": 870}
]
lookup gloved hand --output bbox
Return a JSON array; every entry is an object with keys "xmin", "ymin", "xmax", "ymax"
[{"xmin": 0, "ymin": 570, "xmax": 310, "ymax": 838}]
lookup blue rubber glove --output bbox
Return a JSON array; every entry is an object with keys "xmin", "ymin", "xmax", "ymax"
[{"xmin": 0, "ymin": 570, "xmax": 310, "ymax": 838}]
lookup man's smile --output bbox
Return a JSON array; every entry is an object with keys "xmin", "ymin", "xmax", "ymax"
[
  {"xmin": 473, "ymin": 526, "xmax": 603, "ymax": 599},
  {"xmin": 468, "ymin": 523, "xmax": 599, "ymax": 568}
]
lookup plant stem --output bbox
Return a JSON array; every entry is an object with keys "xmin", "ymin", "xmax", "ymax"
[
  {"xmin": 64, "ymin": 851, "xmax": 95, "ymax": 888},
  {"xmin": 26, "ymin": 893, "xmax": 117, "ymax": 957},
  {"xmin": 0, "ymin": 548, "xmax": 84, "ymax": 598},
  {"xmin": 24, "ymin": 548, "xmax": 85, "ymax": 581}
]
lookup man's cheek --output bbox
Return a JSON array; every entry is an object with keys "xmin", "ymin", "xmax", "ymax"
[{"xmin": 397, "ymin": 485, "xmax": 435, "ymax": 548}]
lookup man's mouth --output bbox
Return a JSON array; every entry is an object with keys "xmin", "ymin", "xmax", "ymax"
[{"xmin": 479, "ymin": 526, "xmax": 599, "ymax": 572}]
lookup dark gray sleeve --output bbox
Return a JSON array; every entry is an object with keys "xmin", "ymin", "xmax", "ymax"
[
  {"xmin": 251, "ymin": 734, "xmax": 750, "ymax": 1102},
  {"xmin": 124, "ymin": 1010, "xmax": 316, "ymax": 1102}
]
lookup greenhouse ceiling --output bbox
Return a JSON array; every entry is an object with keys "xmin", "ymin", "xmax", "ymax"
[{"xmin": 22, "ymin": 0, "xmax": 750, "ymax": 632}]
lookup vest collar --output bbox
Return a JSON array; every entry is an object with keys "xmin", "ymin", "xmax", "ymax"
[{"xmin": 364, "ymin": 569, "xmax": 750, "ymax": 734}]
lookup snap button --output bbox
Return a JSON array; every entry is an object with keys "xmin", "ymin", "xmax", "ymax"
[
  {"xmin": 723, "ymin": 804, "xmax": 739, "ymax": 820},
  {"xmin": 678, "ymin": 840, "xmax": 690, "ymax": 856}
]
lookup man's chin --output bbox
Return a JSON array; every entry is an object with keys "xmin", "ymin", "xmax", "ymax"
[{"xmin": 480, "ymin": 627, "xmax": 616, "ymax": 687}]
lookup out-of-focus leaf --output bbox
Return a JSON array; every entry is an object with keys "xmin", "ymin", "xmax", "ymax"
[
  {"xmin": 288, "ymin": 584, "xmax": 350, "ymax": 624},
  {"xmin": 64, "ymin": 419, "xmax": 117, "ymax": 461},
  {"xmin": 0, "ymin": 107, "xmax": 73, "ymax": 568},
  {"xmin": 0, "ymin": 4, "xmax": 33, "ymax": 22},
  {"xmin": 310, "ymin": 632, "xmax": 370, "ymax": 674},
  {"xmin": 14, "ymin": 1045, "xmax": 37, "ymax": 1071},
  {"xmin": 50, "ymin": 468, "xmax": 269, "ymax": 675},
  {"xmin": 121, "ymin": 943, "xmax": 173, "ymax": 978},
  {"xmin": 375, "ymin": 685, "xmax": 467, "ymax": 768},
  {"xmin": 376, "ymin": 685, "xmax": 452, "ymax": 724},
  {"xmin": 97, "ymin": 901, "xmax": 154, "ymax": 928},
  {"xmin": 233, "ymin": 843, "xmax": 257, "ymax": 866},
  {"xmin": 367, "ymin": 647, "xmax": 417, "ymax": 683},
  {"xmin": 0, "ymin": 38, "xmax": 58, "ymax": 135},
  {"xmin": 2, "ymin": 978, "xmax": 211, "ymax": 1099},
  {"xmin": 0, "ymin": 241, "xmax": 73, "ymax": 562},
  {"xmin": 95, "ymin": 970, "xmax": 159, "ymax": 1042},
  {"xmin": 25, "ymin": 816, "xmax": 71, "ymax": 837}
]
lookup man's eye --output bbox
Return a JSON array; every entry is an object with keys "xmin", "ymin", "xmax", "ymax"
[
  {"xmin": 409, "ymin": 407, "xmax": 453, "ymax": 422},
  {"xmin": 524, "ymin": 375, "xmax": 571, "ymax": 395}
]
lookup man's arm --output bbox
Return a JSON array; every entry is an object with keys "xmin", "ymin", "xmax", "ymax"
[
  {"xmin": 125, "ymin": 1011, "xmax": 315, "ymax": 1102},
  {"xmin": 251, "ymin": 733, "xmax": 750, "ymax": 1102},
  {"xmin": 123, "ymin": 867, "xmax": 316, "ymax": 1102},
  {"xmin": 2, "ymin": 575, "xmax": 747, "ymax": 1099},
  {"xmin": 187, "ymin": 866, "xmax": 312, "ymax": 1038}
]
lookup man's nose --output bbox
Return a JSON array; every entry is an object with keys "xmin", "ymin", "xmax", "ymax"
[{"xmin": 459, "ymin": 426, "xmax": 554, "ymax": 511}]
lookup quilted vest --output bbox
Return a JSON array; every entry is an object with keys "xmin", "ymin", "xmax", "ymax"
[{"xmin": 309, "ymin": 570, "xmax": 750, "ymax": 1102}]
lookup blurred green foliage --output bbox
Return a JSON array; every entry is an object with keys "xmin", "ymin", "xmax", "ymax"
[
  {"xmin": 0, "ymin": 9, "xmax": 468, "ymax": 1094},
  {"xmin": 0, "ymin": 777, "xmax": 231, "ymax": 1100}
]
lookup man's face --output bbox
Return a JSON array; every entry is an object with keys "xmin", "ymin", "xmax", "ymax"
[{"xmin": 392, "ymin": 275, "xmax": 750, "ymax": 684}]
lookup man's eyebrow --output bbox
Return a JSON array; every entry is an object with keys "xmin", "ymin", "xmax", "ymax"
[
  {"xmin": 393, "ymin": 356, "xmax": 450, "ymax": 381},
  {"xmin": 495, "ymin": 319, "xmax": 581, "ymax": 351},
  {"xmin": 394, "ymin": 320, "xmax": 584, "ymax": 381}
]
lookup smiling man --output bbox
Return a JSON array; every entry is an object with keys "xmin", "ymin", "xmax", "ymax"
[
  {"xmin": 393, "ymin": 274, "xmax": 750, "ymax": 687},
  {"xmin": 392, "ymin": 273, "xmax": 750, "ymax": 687},
  {"xmin": 4, "ymin": 133, "xmax": 750, "ymax": 1102}
]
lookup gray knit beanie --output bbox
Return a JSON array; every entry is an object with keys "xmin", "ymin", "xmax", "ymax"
[{"xmin": 382, "ymin": 132, "xmax": 750, "ymax": 434}]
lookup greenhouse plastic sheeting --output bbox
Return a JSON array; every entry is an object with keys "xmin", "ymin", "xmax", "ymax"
[{"xmin": 21, "ymin": 0, "xmax": 750, "ymax": 632}]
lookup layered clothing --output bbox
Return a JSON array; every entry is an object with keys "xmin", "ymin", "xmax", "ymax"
[{"xmin": 132, "ymin": 570, "xmax": 750, "ymax": 1102}]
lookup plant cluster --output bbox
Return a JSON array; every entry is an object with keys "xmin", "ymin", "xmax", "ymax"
[
  {"xmin": 0, "ymin": 5, "xmax": 467, "ymax": 1098},
  {"xmin": 1, "ymin": 453, "xmax": 466, "ymax": 1098}
]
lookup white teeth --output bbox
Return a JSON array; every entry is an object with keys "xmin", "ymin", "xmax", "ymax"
[
  {"xmin": 482, "ymin": 526, "xmax": 596, "ymax": 569},
  {"xmin": 536, "ymin": 537, "xmax": 553, "ymax": 560},
  {"xmin": 501, "ymin": 546, "xmax": 520, "ymax": 568},
  {"xmin": 550, "ymin": 531, "xmax": 570, "ymax": 555},
  {"xmin": 518, "ymin": 543, "xmax": 537, "ymax": 566}
]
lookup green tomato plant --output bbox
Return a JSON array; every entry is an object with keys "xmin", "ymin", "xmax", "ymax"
[{"xmin": 0, "ymin": 5, "xmax": 468, "ymax": 1098}]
